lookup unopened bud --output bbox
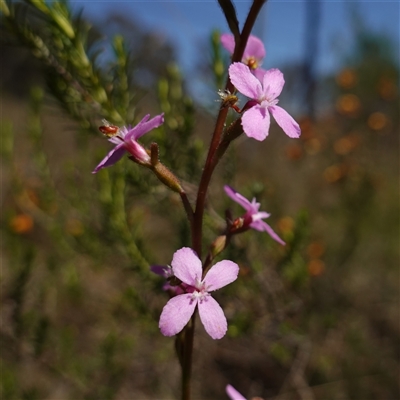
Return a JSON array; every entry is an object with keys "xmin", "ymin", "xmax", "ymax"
[
  {"xmin": 210, "ymin": 235, "xmax": 227, "ymax": 258},
  {"xmin": 150, "ymin": 143, "xmax": 183, "ymax": 194},
  {"xmin": 152, "ymin": 162, "xmax": 183, "ymax": 194}
]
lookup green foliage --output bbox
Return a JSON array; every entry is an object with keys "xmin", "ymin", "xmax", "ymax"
[{"xmin": 211, "ymin": 29, "xmax": 228, "ymax": 89}]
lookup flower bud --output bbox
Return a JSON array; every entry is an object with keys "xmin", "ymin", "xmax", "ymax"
[
  {"xmin": 150, "ymin": 143, "xmax": 183, "ymax": 193},
  {"xmin": 152, "ymin": 162, "xmax": 183, "ymax": 194},
  {"xmin": 210, "ymin": 235, "xmax": 227, "ymax": 259}
]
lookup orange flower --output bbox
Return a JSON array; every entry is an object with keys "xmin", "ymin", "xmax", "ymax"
[
  {"xmin": 308, "ymin": 259, "xmax": 325, "ymax": 276},
  {"xmin": 10, "ymin": 214, "xmax": 34, "ymax": 234}
]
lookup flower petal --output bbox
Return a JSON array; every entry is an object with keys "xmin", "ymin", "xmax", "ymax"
[
  {"xmin": 243, "ymin": 35, "xmax": 266, "ymax": 61},
  {"xmin": 262, "ymin": 68, "xmax": 285, "ymax": 100},
  {"xmin": 198, "ymin": 295, "xmax": 227, "ymax": 339},
  {"xmin": 253, "ymin": 67, "xmax": 267, "ymax": 81},
  {"xmin": 220, "ymin": 33, "xmax": 235, "ymax": 54},
  {"xmin": 252, "ymin": 211, "xmax": 271, "ymax": 220},
  {"xmin": 204, "ymin": 260, "xmax": 239, "ymax": 292},
  {"xmin": 229, "ymin": 62, "xmax": 263, "ymax": 100},
  {"xmin": 171, "ymin": 247, "xmax": 202, "ymax": 286},
  {"xmin": 269, "ymin": 105, "xmax": 301, "ymax": 138},
  {"xmin": 150, "ymin": 265, "xmax": 172, "ymax": 278},
  {"xmin": 92, "ymin": 144, "xmax": 126, "ymax": 173},
  {"xmin": 159, "ymin": 294, "xmax": 197, "ymax": 337},
  {"xmin": 226, "ymin": 384, "xmax": 247, "ymax": 400},
  {"xmin": 242, "ymin": 105, "xmax": 270, "ymax": 141},
  {"xmin": 250, "ymin": 220, "xmax": 285, "ymax": 245},
  {"xmin": 126, "ymin": 113, "xmax": 164, "ymax": 141},
  {"xmin": 124, "ymin": 140, "xmax": 150, "ymax": 164},
  {"xmin": 224, "ymin": 185, "xmax": 252, "ymax": 211},
  {"xmin": 248, "ymin": 198, "xmax": 262, "ymax": 214}
]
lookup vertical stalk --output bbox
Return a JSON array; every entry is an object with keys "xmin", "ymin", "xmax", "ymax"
[
  {"xmin": 181, "ymin": 315, "xmax": 196, "ymax": 400},
  {"xmin": 193, "ymin": 0, "xmax": 268, "ymax": 257},
  {"xmin": 180, "ymin": 2, "xmax": 268, "ymax": 399}
]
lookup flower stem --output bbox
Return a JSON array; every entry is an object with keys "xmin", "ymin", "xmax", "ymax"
[
  {"xmin": 193, "ymin": 0, "xmax": 268, "ymax": 258},
  {"xmin": 181, "ymin": 314, "xmax": 196, "ymax": 400},
  {"xmin": 180, "ymin": 192, "xmax": 194, "ymax": 229},
  {"xmin": 181, "ymin": 3, "xmax": 268, "ymax": 399}
]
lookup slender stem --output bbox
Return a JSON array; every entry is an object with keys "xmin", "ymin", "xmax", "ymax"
[
  {"xmin": 180, "ymin": 192, "xmax": 194, "ymax": 229},
  {"xmin": 181, "ymin": 3, "xmax": 268, "ymax": 399},
  {"xmin": 181, "ymin": 314, "xmax": 196, "ymax": 400},
  {"xmin": 193, "ymin": 0, "xmax": 267, "ymax": 257}
]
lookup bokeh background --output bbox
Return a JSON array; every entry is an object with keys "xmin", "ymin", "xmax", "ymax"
[{"xmin": 1, "ymin": 1, "xmax": 399, "ymax": 399}]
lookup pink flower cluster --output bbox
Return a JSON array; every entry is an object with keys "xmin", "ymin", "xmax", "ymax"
[{"xmin": 92, "ymin": 33, "xmax": 296, "ymax": 343}]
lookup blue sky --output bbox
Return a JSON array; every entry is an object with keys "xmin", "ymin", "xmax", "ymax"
[{"xmin": 73, "ymin": 1, "xmax": 399, "ymax": 91}]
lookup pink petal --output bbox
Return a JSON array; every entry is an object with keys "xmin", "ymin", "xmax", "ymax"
[
  {"xmin": 262, "ymin": 68, "xmax": 285, "ymax": 100},
  {"xmin": 269, "ymin": 105, "xmax": 301, "ymax": 138},
  {"xmin": 220, "ymin": 33, "xmax": 235, "ymax": 54},
  {"xmin": 204, "ymin": 260, "xmax": 239, "ymax": 291},
  {"xmin": 229, "ymin": 63, "xmax": 263, "ymax": 100},
  {"xmin": 159, "ymin": 294, "xmax": 197, "ymax": 336},
  {"xmin": 250, "ymin": 220, "xmax": 285, "ymax": 245},
  {"xmin": 252, "ymin": 210, "xmax": 270, "ymax": 220},
  {"xmin": 242, "ymin": 105, "xmax": 270, "ymax": 141},
  {"xmin": 253, "ymin": 67, "xmax": 267, "ymax": 81},
  {"xmin": 92, "ymin": 144, "xmax": 126, "ymax": 173},
  {"xmin": 126, "ymin": 113, "xmax": 164, "ymax": 141},
  {"xmin": 226, "ymin": 384, "xmax": 247, "ymax": 400},
  {"xmin": 150, "ymin": 265, "xmax": 172, "ymax": 278},
  {"xmin": 224, "ymin": 185, "xmax": 252, "ymax": 211},
  {"xmin": 198, "ymin": 296, "xmax": 227, "ymax": 339},
  {"xmin": 171, "ymin": 247, "xmax": 202, "ymax": 286},
  {"xmin": 243, "ymin": 35, "xmax": 265, "ymax": 61},
  {"xmin": 124, "ymin": 140, "xmax": 150, "ymax": 164},
  {"xmin": 248, "ymin": 198, "xmax": 262, "ymax": 214}
]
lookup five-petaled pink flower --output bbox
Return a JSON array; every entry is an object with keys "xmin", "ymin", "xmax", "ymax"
[
  {"xmin": 228, "ymin": 62, "xmax": 301, "ymax": 141},
  {"xmin": 221, "ymin": 33, "xmax": 267, "ymax": 80},
  {"xmin": 92, "ymin": 114, "xmax": 164, "ymax": 173},
  {"xmin": 159, "ymin": 247, "xmax": 239, "ymax": 340},
  {"xmin": 224, "ymin": 185, "xmax": 285, "ymax": 245}
]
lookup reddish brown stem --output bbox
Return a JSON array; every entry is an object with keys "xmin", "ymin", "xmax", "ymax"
[
  {"xmin": 182, "ymin": 3, "xmax": 268, "ymax": 400},
  {"xmin": 193, "ymin": 0, "xmax": 268, "ymax": 257}
]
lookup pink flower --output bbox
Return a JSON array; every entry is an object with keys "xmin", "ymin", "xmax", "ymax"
[
  {"xmin": 92, "ymin": 114, "xmax": 164, "ymax": 173},
  {"xmin": 226, "ymin": 384, "xmax": 247, "ymax": 400},
  {"xmin": 224, "ymin": 185, "xmax": 285, "ymax": 245},
  {"xmin": 228, "ymin": 62, "xmax": 300, "ymax": 141},
  {"xmin": 221, "ymin": 33, "xmax": 266, "ymax": 74},
  {"xmin": 159, "ymin": 247, "xmax": 239, "ymax": 340}
]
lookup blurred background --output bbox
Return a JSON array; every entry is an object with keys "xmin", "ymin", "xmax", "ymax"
[{"xmin": 1, "ymin": 1, "xmax": 399, "ymax": 399}]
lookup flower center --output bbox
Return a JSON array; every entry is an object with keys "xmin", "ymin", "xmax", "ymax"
[
  {"xmin": 192, "ymin": 290, "xmax": 210, "ymax": 303},
  {"xmin": 260, "ymin": 98, "xmax": 279, "ymax": 108},
  {"xmin": 245, "ymin": 56, "xmax": 259, "ymax": 70},
  {"xmin": 191, "ymin": 278, "xmax": 210, "ymax": 302}
]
